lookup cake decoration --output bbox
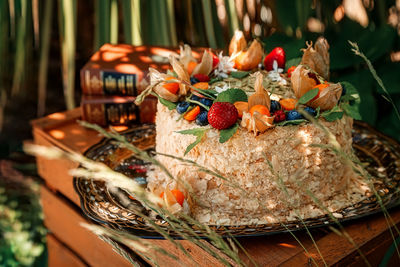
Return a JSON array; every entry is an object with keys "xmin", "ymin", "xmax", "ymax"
[
  {"xmin": 135, "ymin": 30, "xmax": 361, "ymax": 155},
  {"xmin": 132, "ymin": 31, "xmax": 367, "ymax": 223}
]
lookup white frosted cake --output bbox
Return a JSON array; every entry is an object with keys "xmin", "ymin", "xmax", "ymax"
[{"xmin": 137, "ymin": 32, "xmax": 370, "ymax": 225}]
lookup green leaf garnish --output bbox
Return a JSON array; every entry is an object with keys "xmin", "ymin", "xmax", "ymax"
[
  {"xmin": 321, "ymin": 105, "xmax": 344, "ymax": 121},
  {"xmin": 177, "ymin": 128, "xmax": 208, "ymax": 155},
  {"xmin": 219, "ymin": 123, "xmax": 239, "ymax": 143},
  {"xmin": 152, "ymin": 93, "xmax": 177, "ymax": 110},
  {"xmin": 297, "ymin": 88, "xmax": 319, "ymax": 106},
  {"xmin": 209, "ymin": 77, "xmax": 223, "ymax": 84},
  {"xmin": 193, "ymin": 88, "xmax": 218, "ymax": 99},
  {"xmin": 339, "ymin": 81, "xmax": 361, "ymax": 103},
  {"xmin": 341, "ymin": 102, "xmax": 362, "ymax": 120},
  {"xmin": 215, "ymin": 88, "xmax": 248, "ymax": 104},
  {"xmin": 230, "ymin": 71, "xmax": 250, "ymax": 79},
  {"xmin": 276, "ymin": 119, "xmax": 308, "ymax": 126}
]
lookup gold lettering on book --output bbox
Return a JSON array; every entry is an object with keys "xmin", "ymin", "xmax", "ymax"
[
  {"xmin": 104, "ymin": 75, "xmax": 117, "ymax": 93},
  {"xmin": 86, "ymin": 71, "xmax": 102, "ymax": 94},
  {"xmin": 117, "ymin": 76, "xmax": 125, "ymax": 94},
  {"xmin": 126, "ymin": 75, "xmax": 134, "ymax": 95}
]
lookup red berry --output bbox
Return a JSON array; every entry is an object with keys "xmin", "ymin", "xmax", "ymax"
[
  {"xmin": 212, "ymin": 53, "xmax": 219, "ymax": 68},
  {"xmin": 193, "ymin": 73, "xmax": 210, "ymax": 82},
  {"xmin": 208, "ymin": 102, "xmax": 238, "ymax": 130},
  {"xmin": 274, "ymin": 110, "xmax": 286, "ymax": 123},
  {"xmin": 264, "ymin": 47, "xmax": 286, "ymax": 71}
]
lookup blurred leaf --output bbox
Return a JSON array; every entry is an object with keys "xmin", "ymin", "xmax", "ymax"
[
  {"xmin": 110, "ymin": 0, "xmax": 118, "ymax": 44},
  {"xmin": 376, "ymin": 106, "xmax": 400, "ymax": 142},
  {"xmin": 276, "ymin": 0, "xmax": 312, "ymax": 34},
  {"xmin": 330, "ymin": 25, "xmax": 396, "ymax": 70},
  {"xmin": 37, "ymin": 0, "xmax": 53, "ymax": 117},
  {"xmin": 94, "ymin": 0, "xmax": 111, "ymax": 49},
  {"xmin": 11, "ymin": 0, "xmax": 28, "ymax": 97},
  {"xmin": 376, "ymin": 62, "xmax": 400, "ymax": 94},
  {"xmin": 201, "ymin": 0, "xmax": 217, "ymax": 48},
  {"xmin": 166, "ymin": 0, "xmax": 177, "ymax": 46},
  {"xmin": 58, "ymin": 0, "xmax": 77, "ymax": 110},
  {"xmin": 225, "ymin": 0, "xmax": 240, "ymax": 36},
  {"xmin": 333, "ymin": 69, "xmax": 376, "ymax": 125}
]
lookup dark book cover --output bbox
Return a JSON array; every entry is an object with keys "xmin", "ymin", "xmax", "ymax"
[
  {"xmin": 80, "ymin": 44, "xmax": 204, "ymax": 96},
  {"xmin": 81, "ymin": 95, "xmax": 157, "ymax": 126}
]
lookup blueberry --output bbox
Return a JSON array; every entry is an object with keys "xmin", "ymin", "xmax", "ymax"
[
  {"xmin": 304, "ymin": 106, "xmax": 316, "ymax": 117},
  {"xmin": 190, "ymin": 77, "xmax": 199, "ymax": 85},
  {"xmin": 286, "ymin": 110, "xmax": 303, "ymax": 121},
  {"xmin": 200, "ymin": 98, "xmax": 213, "ymax": 107},
  {"xmin": 270, "ymin": 100, "xmax": 281, "ymax": 113},
  {"xmin": 191, "ymin": 95, "xmax": 201, "ymax": 102},
  {"xmin": 176, "ymin": 102, "xmax": 190, "ymax": 114},
  {"xmin": 196, "ymin": 110, "xmax": 209, "ymax": 126}
]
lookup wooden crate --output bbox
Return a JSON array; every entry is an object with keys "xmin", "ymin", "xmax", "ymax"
[{"xmin": 32, "ymin": 108, "xmax": 400, "ymax": 266}]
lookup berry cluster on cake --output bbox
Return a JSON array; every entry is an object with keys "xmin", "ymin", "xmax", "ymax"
[{"xmin": 135, "ymin": 31, "xmax": 370, "ymax": 225}]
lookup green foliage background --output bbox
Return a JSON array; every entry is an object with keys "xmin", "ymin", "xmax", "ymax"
[{"xmin": 0, "ymin": 176, "xmax": 47, "ymax": 266}]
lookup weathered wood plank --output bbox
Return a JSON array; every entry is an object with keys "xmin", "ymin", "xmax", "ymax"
[{"xmin": 47, "ymin": 234, "xmax": 88, "ymax": 267}]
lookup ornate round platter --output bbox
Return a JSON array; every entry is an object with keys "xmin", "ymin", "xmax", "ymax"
[{"xmin": 74, "ymin": 122, "xmax": 400, "ymax": 239}]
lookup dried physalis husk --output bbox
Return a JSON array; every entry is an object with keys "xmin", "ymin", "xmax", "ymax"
[
  {"xmin": 301, "ymin": 37, "xmax": 330, "ymax": 80},
  {"xmin": 248, "ymin": 72, "xmax": 271, "ymax": 110},
  {"xmin": 241, "ymin": 111, "xmax": 274, "ymax": 134},
  {"xmin": 291, "ymin": 65, "xmax": 319, "ymax": 99},
  {"xmin": 170, "ymin": 56, "xmax": 190, "ymax": 96},
  {"xmin": 309, "ymin": 83, "xmax": 342, "ymax": 111},
  {"xmin": 179, "ymin": 44, "xmax": 197, "ymax": 69},
  {"xmin": 234, "ymin": 40, "xmax": 263, "ymax": 71},
  {"xmin": 149, "ymin": 68, "xmax": 179, "ymax": 102},
  {"xmin": 229, "ymin": 30, "xmax": 247, "ymax": 56},
  {"xmin": 160, "ymin": 187, "xmax": 190, "ymax": 215},
  {"xmin": 153, "ymin": 84, "xmax": 179, "ymax": 102},
  {"xmin": 192, "ymin": 51, "xmax": 213, "ymax": 76}
]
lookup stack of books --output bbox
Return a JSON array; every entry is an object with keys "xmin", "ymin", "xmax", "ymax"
[{"xmin": 80, "ymin": 44, "xmax": 198, "ymax": 126}]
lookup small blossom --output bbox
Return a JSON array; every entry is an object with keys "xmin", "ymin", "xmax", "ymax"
[
  {"xmin": 267, "ymin": 60, "xmax": 287, "ymax": 85},
  {"xmin": 214, "ymin": 52, "xmax": 236, "ymax": 78},
  {"xmin": 215, "ymin": 84, "xmax": 230, "ymax": 94}
]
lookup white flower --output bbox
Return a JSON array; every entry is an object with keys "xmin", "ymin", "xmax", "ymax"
[
  {"xmin": 215, "ymin": 84, "xmax": 230, "ymax": 94},
  {"xmin": 267, "ymin": 60, "xmax": 287, "ymax": 85},
  {"xmin": 213, "ymin": 52, "xmax": 236, "ymax": 78}
]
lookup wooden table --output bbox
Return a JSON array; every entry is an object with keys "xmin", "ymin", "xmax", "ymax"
[{"xmin": 32, "ymin": 108, "xmax": 400, "ymax": 266}]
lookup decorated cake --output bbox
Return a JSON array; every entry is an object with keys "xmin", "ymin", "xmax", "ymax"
[{"xmin": 136, "ymin": 31, "xmax": 370, "ymax": 225}]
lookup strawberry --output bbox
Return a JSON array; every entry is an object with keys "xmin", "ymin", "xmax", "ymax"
[
  {"xmin": 264, "ymin": 47, "xmax": 286, "ymax": 71},
  {"xmin": 211, "ymin": 53, "xmax": 219, "ymax": 68},
  {"xmin": 193, "ymin": 74, "xmax": 210, "ymax": 82},
  {"xmin": 208, "ymin": 102, "xmax": 238, "ymax": 130}
]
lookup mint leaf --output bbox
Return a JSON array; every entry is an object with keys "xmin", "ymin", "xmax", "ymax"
[
  {"xmin": 341, "ymin": 102, "xmax": 362, "ymax": 120},
  {"xmin": 153, "ymin": 93, "xmax": 177, "ymax": 110},
  {"xmin": 297, "ymin": 88, "xmax": 319, "ymax": 105},
  {"xmin": 215, "ymin": 89, "xmax": 248, "ymax": 103},
  {"xmin": 219, "ymin": 123, "xmax": 239, "ymax": 143},
  {"xmin": 321, "ymin": 106, "xmax": 344, "ymax": 121},
  {"xmin": 231, "ymin": 71, "xmax": 250, "ymax": 79},
  {"xmin": 339, "ymin": 82, "xmax": 360, "ymax": 103},
  {"xmin": 177, "ymin": 128, "xmax": 208, "ymax": 155}
]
